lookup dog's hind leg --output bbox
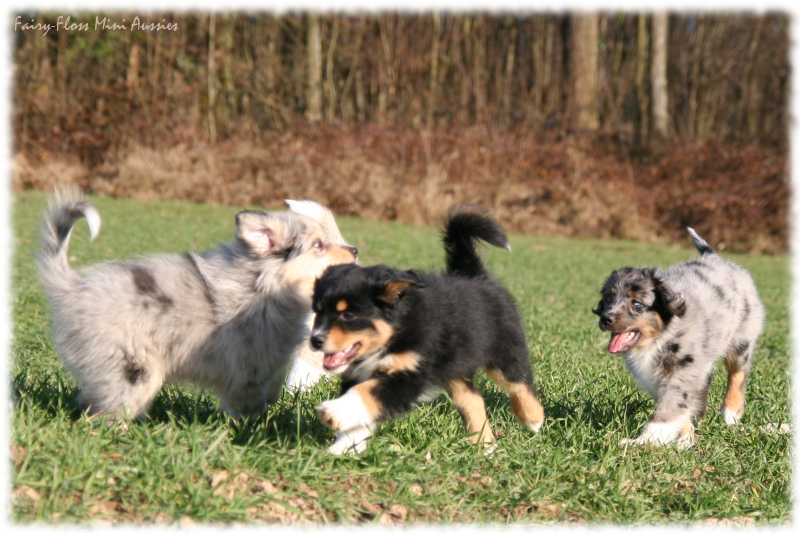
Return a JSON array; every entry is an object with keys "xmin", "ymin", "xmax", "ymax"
[
  {"xmin": 78, "ymin": 348, "xmax": 164, "ymax": 420},
  {"xmin": 485, "ymin": 368, "xmax": 545, "ymax": 434},
  {"xmin": 722, "ymin": 339, "xmax": 755, "ymax": 425},
  {"xmin": 446, "ymin": 377, "xmax": 495, "ymax": 446}
]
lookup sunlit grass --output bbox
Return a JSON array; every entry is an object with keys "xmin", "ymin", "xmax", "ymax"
[{"xmin": 10, "ymin": 190, "xmax": 791, "ymax": 525}]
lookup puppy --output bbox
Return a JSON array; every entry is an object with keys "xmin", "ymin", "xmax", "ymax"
[
  {"xmin": 309, "ymin": 205, "xmax": 545, "ymax": 455},
  {"xmin": 37, "ymin": 189, "xmax": 357, "ymax": 419},
  {"xmin": 283, "ymin": 199, "xmax": 355, "ymax": 391},
  {"xmin": 593, "ymin": 228, "xmax": 764, "ymax": 449}
]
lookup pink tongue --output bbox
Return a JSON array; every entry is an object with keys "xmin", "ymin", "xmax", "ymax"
[
  {"xmin": 323, "ymin": 350, "xmax": 349, "ymax": 370},
  {"xmin": 608, "ymin": 331, "xmax": 637, "ymax": 354}
]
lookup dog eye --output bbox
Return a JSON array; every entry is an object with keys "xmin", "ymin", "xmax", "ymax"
[
  {"xmin": 313, "ymin": 239, "xmax": 324, "ymax": 250},
  {"xmin": 340, "ymin": 312, "xmax": 356, "ymax": 321},
  {"xmin": 632, "ymin": 300, "xmax": 643, "ymax": 308}
]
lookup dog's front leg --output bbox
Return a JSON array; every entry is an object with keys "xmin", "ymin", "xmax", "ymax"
[
  {"xmin": 316, "ymin": 379, "xmax": 382, "ymax": 455},
  {"xmin": 328, "ymin": 425, "xmax": 373, "ymax": 455},
  {"xmin": 621, "ymin": 416, "xmax": 695, "ymax": 450}
]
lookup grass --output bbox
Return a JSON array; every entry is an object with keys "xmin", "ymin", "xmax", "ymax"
[{"xmin": 8, "ymin": 190, "xmax": 792, "ymax": 525}]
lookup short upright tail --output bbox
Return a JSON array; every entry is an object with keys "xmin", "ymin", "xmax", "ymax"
[
  {"xmin": 687, "ymin": 227, "xmax": 714, "ymax": 256},
  {"xmin": 442, "ymin": 204, "xmax": 510, "ymax": 277},
  {"xmin": 37, "ymin": 189, "xmax": 100, "ymax": 293}
]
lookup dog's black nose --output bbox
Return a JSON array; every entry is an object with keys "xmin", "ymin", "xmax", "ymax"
[
  {"xmin": 600, "ymin": 315, "xmax": 614, "ymax": 328},
  {"xmin": 310, "ymin": 334, "xmax": 325, "ymax": 350}
]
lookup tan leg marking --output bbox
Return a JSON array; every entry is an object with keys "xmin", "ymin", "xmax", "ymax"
[
  {"xmin": 485, "ymin": 368, "xmax": 545, "ymax": 431},
  {"xmin": 679, "ymin": 418, "xmax": 695, "ymax": 438},
  {"xmin": 723, "ymin": 368, "xmax": 747, "ymax": 419},
  {"xmin": 446, "ymin": 378, "xmax": 494, "ymax": 445}
]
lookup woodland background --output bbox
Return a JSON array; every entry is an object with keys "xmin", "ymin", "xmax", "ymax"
[{"xmin": 11, "ymin": 11, "xmax": 790, "ymax": 253}]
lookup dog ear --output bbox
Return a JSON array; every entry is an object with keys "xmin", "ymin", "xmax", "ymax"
[
  {"xmin": 376, "ymin": 271, "xmax": 421, "ymax": 305},
  {"xmin": 650, "ymin": 272, "xmax": 686, "ymax": 319},
  {"xmin": 285, "ymin": 199, "xmax": 346, "ymax": 244},
  {"xmin": 235, "ymin": 211, "xmax": 285, "ymax": 256}
]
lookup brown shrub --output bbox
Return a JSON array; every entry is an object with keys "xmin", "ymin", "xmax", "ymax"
[
  {"xmin": 12, "ymin": 153, "xmax": 88, "ymax": 191},
  {"xmin": 14, "ymin": 125, "xmax": 788, "ymax": 254}
]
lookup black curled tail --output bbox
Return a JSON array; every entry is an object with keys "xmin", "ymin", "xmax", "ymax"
[{"xmin": 442, "ymin": 204, "xmax": 510, "ymax": 277}]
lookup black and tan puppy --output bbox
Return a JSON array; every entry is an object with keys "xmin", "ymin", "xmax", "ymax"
[
  {"xmin": 309, "ymin": 205, "xmax": 545, "ymax": 454},
  {"xmin": 593, "ymin": 228, "xmax": 764, "ymax": 449}
]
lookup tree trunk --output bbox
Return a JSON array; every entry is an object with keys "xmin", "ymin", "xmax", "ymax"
[
  {"xmin": 459, "ymin": 16, "xmax": 473, "ymax": 126},
  {"xmin": 207, "ymin": 13, "xmax": 217, "ymax": 142},
  {"xmin": 326, "ymin": 15, "xmax": 340, "ymax": 123},
  {"xmin": 306, "ymin": 13, "xmax": 323, "ymax": 122},
  {"xmin": 688, "ymin": 16, "xmax": 702, "ymax": 139},
  {"xmin": 127, "ymin": 42, "xmax": 141, "ymax": 99},
  {"xmin": 472, "ymin": 15, "xmax": 488, "ymax": 123},
  {"xmin": 651, "ymin": 12, "xmax": 669, "ymax": 139},
  {"xmin": 635, "ymin": 13, "xmax": 650, "ymax": 141},
  {"xmin": 427, "ymin": 12, "xmax": 442, "ymax": 127},
  {"xmin": 377, "ymin": 15, "xmax": 396, "ymax": 126},
  {"xmin": 502, "ymin": 18, "xmax": 518, "ymax": 124},
  {"xmin": 743, "ymin": 18, "xmax": 764, "ymax": 139},
  {"xmin": 341, "ymin": 15, "xmax": 366, "ymax": 123},
  {"xmin": 571, "ymin": 13, "xmax": 599, "ymax": 131}
]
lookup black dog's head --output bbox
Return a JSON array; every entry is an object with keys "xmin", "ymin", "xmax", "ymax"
[
  {"xmin": 310, "ymin": 264, "xmax": 422, "ymax": 374},
  {"xmin": 592, "ymin": 267, "xmax": 685, "ymax": 355}
]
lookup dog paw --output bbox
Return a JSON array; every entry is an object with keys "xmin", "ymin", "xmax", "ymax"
[
  {"xmin": 721, "ymin": 407, "xmax": 742, "ymax": 426},
  {"xmin": 621, "ymin": 419, "xmax": 694, "ymax": 449},
  {"xmin": 315, "ymin": 391, "xmax": 375, "ymax": 431},
  {"xmin": 620, "ymin": 431, "xmax": 695, "ymax": 450},
  {"xmin": 522, "ymin": 420, "xmax": 543, "ymax": 433},
  {"xmin": 328, "ymin": 426, "xmax": 372, "ymax": 455},
  {"xmin": 675, "ymin": 432, "xmax": 696, "ymax": 450},
  {"xmin": 315, "ymin": 400, "xmax": 340, "ymax": 430},
  {"xmin": 482, "ymin": 441, "xmax": 499, "ymax": 457}
]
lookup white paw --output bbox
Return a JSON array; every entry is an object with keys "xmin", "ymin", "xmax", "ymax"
[
  {"xmin": 328, "ymin": 426, "xmax": 372, "ymax": 455},
  {"xmin": 523, "ymin": 420, "xmax": 543, "ymax": 433},
  {"xmin": 621, "ymin": 419, "xmax": 694, "ymax": 449},
  {"xmin": 315, "ymin": 390, "xmax": 375, "ymax": 432},
  {"xmin": 675, "ymin": 432, "xmax": 696, "ymax": 450},
  {"xmin": 721, "ymin": 407, "xmax": 742, "ymax": 426},
  {"xmin": 482, "ymin": 441, "xmax": 498, "ymax": 457}
]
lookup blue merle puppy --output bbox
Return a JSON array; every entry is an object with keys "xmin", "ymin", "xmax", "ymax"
[
  {"xmin": 592, "ymin": 228, "xmax": 764, "ymax": 449},
  {"xmin": 37, "ymin": 189, "xmax": 357, "ymax": 420}
]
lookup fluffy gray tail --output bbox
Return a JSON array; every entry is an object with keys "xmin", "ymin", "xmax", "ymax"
[
  {"xmin": 38, "ymin": 190, "xmax": 100, "ymax": 293},
  {"xmin": 687, "ymin": 227, "xmax": 714, "ymax": 256},
  {"xmin": 442, "ymin": 204, "xmax": 510, "ymax": 277}
]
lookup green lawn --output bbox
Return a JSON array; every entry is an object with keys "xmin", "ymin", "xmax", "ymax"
[{"xmin": 9, "ymin": 190, "xmax": 792, "ymax": 525}]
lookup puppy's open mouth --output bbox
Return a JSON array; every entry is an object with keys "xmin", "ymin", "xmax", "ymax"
[
  {"xmin": 608, "ymin": 330, "xmax": 640, "ymax": 354},
  {"xmin": 323, "ymin": 342, "xmax": 361, "ymax": 371}
]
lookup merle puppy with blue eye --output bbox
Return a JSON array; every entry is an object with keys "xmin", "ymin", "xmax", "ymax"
[
  {"xmin": 309, "ymin": 205, "xmax": 545, "ymax": 455},
  {"xmin": 593, "ymin": 228, "xmax": 764, "ymax": 449}
]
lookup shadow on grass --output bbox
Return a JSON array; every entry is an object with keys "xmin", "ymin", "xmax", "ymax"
[
  {"xmin": 11, "ymin": 371, "xmax": 332, "ymax": 448},
  {"xmin": 482, "ymin": 385, "xmax": 650, "ymax": 437}
]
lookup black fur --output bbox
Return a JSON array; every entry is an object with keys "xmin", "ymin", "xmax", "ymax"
[
  {"xmin": 442, "ymin": 204, "xmax": 511, "ymax": 277},
  {"xmin": 311, "ymin": 205, "xmax": 542, "ymax": 447}
]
